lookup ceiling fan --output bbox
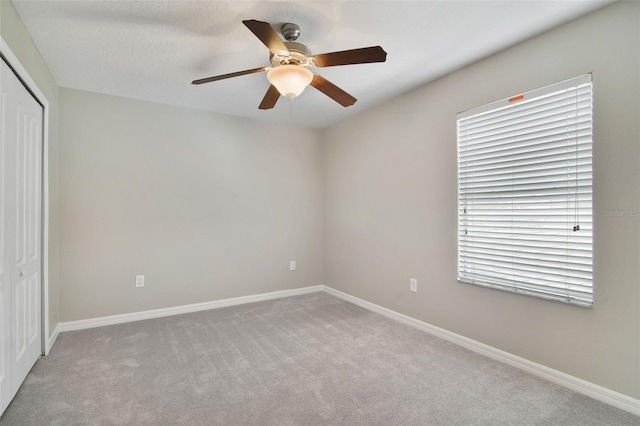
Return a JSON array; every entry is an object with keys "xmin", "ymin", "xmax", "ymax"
[{"xmin": 192, "ymin": 20, "xmax": 387, "ymax": 110}]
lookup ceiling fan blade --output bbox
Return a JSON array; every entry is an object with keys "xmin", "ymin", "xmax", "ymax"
[
  {"xmin": 310, "ymin": 74, "xmax": 357, "ymax": 107},
  {"xmin": 242, "ymin": 19, "xmax": 290, "ymax": 56},
  {"xmin": 191, "ymin": 67, "xmax": 267, "ymax": 85},
  {"xmin": 259, "ymin": 85, "xmax": 280, "ymax": 110},
  {"xmin": 312, "ymin": 46, "xmax": 387, "ymax": 68}
]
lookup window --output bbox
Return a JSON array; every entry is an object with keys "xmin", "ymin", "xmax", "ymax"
[{"xmin": 457, "ymin": 74, "xmax": 593, "ymax": 306}]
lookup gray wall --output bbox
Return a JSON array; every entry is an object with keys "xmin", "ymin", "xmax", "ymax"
[
  {"xmin": 323, "ymin": 1, "xmax": 639, "ymax": 399},
  {"xmin": 59, "ymin": 89, "xmax": 324, "ymax": 321},
  {"xmin": 1, "ymin": 0, "xmax": 60, "ymax": 338}
]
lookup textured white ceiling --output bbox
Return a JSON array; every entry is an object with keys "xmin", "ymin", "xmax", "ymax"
[{"xmin": 12, "ymin": 0, "xmax": 612, "ymax": 129}]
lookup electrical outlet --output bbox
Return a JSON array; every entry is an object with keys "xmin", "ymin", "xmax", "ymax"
[
  {"xmin": 289, "ymin": 261, "xmax": 296, "ymax": 271},
  {"xmin": 135, "ymin": 275, "xmax": 145, "ymax": 288},
  {"xmin": 410, "ymin": 278, "xmax": 417, "ymax": 293}
]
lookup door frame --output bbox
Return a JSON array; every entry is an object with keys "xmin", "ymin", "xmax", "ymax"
[{"xmin": 1, "ymin": 36, "xmax": 51, "ymax": 356}]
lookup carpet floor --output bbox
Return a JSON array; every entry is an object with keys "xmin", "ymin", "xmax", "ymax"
[{"xmin": 1, "ymin": 292, "xmax": 638, "ymax": 425}]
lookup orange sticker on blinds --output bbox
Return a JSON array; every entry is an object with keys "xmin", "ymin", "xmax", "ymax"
[{"xmin": 509, "ymin": 94, "xmax": 524, "ymax": 103}]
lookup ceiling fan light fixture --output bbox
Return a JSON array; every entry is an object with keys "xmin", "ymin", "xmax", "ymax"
[
  {"xmin": 267, "ymin": 65, "xmax": 313, "ymax": 100},
  {"xmin": 193, "ymin": 20, "xmax": 387, "ymax": 110}
]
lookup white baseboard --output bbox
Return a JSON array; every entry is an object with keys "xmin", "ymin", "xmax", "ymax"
[
  {"xmin": 322, "ymin": 285, "xmax": 640, "ymax": 417},
  {"xmin": 57, "ymin": 285, "xmax": 324, "ymax": 333},
  {"xmin": 47, "ymin": 323, "xmax": 61, "ymax": 354}
]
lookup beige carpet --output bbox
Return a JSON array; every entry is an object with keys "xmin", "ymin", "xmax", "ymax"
[{"xmin": 1, "ymin": 292, "xmax": 637, "ymax": 425}]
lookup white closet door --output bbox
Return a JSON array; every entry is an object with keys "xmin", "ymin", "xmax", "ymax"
[
  {"xmin": 0, "ymin": 58, "xmax": 43, "ymax": 415},
  {"xmin": 0, "ymin": 58, "xmax": 13, "ymax": 415}
]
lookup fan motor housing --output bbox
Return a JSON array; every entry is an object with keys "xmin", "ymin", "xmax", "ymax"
[{"xmin": 271, "ymin": 42, "xmax": 312, "ymax": 67}]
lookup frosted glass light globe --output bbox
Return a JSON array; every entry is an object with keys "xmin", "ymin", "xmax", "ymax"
[{"xmin": 267, "ymin": 65, "xmax": 313, "ymax": 100}]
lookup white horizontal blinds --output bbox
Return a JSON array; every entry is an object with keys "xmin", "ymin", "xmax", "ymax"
[{"xmin": 457, "ymin": 74, "xmax": 593, "ymax": 306}]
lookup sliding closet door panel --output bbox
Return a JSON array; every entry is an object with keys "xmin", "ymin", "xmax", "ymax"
[
  {"xmin": 11, "ymin": 70, "xmax": 42, "ymax": 394},
  {"xmin": 0, "ymin": 61, "xmax": 13, "ymax": 415},
  {"xmin": 0, "ymin": 59, "xmax": 42, "ymax": 414}
]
